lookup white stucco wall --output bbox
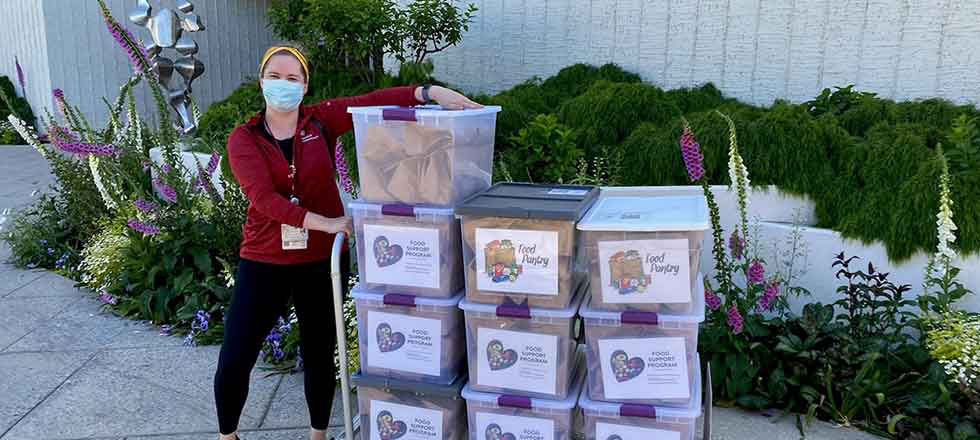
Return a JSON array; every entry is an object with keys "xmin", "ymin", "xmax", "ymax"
[
  {"xmin": 615, "ymin": 186, "xmax": 980, "ymax": 314},
  {"xmin": 0, "ymin": 0, "xmax": 279, "ymax": 130},
  {"xmin": 429, "ymin": 0, "xmax": 980, "ymax": 106},
  {"xmin": 0, "ymin": 0, "xmax": 52, "ymax": 129}
]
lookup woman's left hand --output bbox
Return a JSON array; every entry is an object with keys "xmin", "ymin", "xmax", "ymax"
[{"xmin": 422, "ymin": 85, "xmax": 483, "ymax": 110}]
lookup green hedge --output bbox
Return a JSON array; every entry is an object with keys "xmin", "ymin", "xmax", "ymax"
[
  {"xmin": 0, "ymin": 75, "xmax": 36, "ymax": 144},
  {"xmin": 198, "ymin": 63, "xmax": 980, "ymax": 261}
]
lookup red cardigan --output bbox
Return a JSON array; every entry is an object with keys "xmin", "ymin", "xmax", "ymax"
[{"xmin": 228, "ymin": 86, "xmax": 422, "ymax": 264}]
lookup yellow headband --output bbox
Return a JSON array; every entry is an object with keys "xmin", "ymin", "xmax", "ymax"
[{"xmin": 259, "ymin": 46, "xmax": 310, "ymax": 80}]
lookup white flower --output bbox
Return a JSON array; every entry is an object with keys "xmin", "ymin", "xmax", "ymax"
[
  {"xmin": 88, "ymin": 155, "xmax": 117, "ymax": 210},
  {"xmin": 935, "ymin": 163, "xmax": 957, "ymax": 262},
  {"xmin": 718, "ymin": 111, "xmax": 751, "ymax": 235},
  {"xmin": 7, "ymin": 115, "xmax": 50, "ymax": 160}
]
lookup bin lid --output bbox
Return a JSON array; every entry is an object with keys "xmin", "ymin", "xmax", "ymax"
[
  {"xmin": 578, "ymin": 274, "xmax": 706, "ymax": 324},
  {"xmin": 347, "ymin": 104, "xmax": 502, "ymax": 119},
  {"xmin": 351, "ymin": 283, "xmax": 464, "ymax": 308},
  {"xmin": 348, "ymin": 199, "xmax": 455, "ymax": 218},
  {"xmin": 455, "ymin": 183, "xmax": 599, "ymax": 220},
  {"xmin": 578, "ymin": 353, "xmax": 702, "ymax": 420},
  {"xmin": 352, "ymin": 373, "xmax": 466, "ymax": 398},
  {"xmin": 458, "ymin": 278, "xmax": 587, "ymax": 319},
  {"xmin": 577, "ymin": 194, "xmax": 709, "ymax": 232},
  {"xmin": 461, "ymin": 347, "xmax": 586, "ymax": 410}
]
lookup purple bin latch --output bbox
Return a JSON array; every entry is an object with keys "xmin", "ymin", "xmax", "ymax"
[
  {"xmin": 619, "ymin": 403, "xmax": 657, "ymax": 418},
  {"xmin": 382, "ymin": 108, "xmax": 417, "ymax": 122},
  {"xmin": 381, "ymin": 203, "xmax": 415, "ymax": 217},
  {"xmin": 383, "ymin": 294, "xmax": 417, "ymax": 307},
  {"xmin": 498, "ymin": 394, "xmax": 533, "ymax": 409},
  {"xmin": 496, "ymin": 303, "xmax": 532, "ymax": 319},
  {"xmin": 621, "ymin": 310, "xmax": 659, "ymax": 325}
]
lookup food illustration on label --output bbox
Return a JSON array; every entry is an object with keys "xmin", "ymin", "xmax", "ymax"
[
  {"xmin": 374, "ymin": 236, "xmax": 404, "ymax": 267},
  {"xmin": 608, "ymin": 250, "xmax": 652, "ymax": 295},
  {"xmin": 486, "ymin": 339, "xmax": 518, "ymax": 371},
  {"xmin": 485, "ymin": 424, "xmax": 516, "ymax": 440},
  {"xmin": 484, "ymin": 240, "xmax": 523, "ymax": 283},
  {"xmin": 610, "ymin": 350, "xmax": 646, "ymax": 382},
  {"xmin": 376, "ymin": 410, "xmax": 407, "ymax": 440},
  {"xmin": 376, "ymin": 323, "xmax": 406, "ymax": 353}
]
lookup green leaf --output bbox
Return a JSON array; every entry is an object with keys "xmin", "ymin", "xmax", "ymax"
[{"xmin": 190, "ymin": 247, "xmax": 212, "ymax": 273}]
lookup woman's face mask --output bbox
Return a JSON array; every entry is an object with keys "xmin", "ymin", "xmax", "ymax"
[{"xmin": 261, "ymin": 79, "xmax": 305, "ymax": 112}]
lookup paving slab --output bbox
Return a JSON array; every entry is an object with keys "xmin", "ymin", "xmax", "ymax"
[
  {"xmin": 700, "ymin": 406, "xmax": 883, "ymax": 439},
  {"xmin": 0, "ymin": 267, "xmax": 46, "ymax": 297},
  {"xmin": 0, "ymin": 295, "xmax": 79, "ymax": 351},
  {"xmin": 4, "ymin": 271, "xmax": 84, "ymax": 298},
  {"xmin": 124, "ymin": 427, "xmax": 320, "ymax": 440},
  {"xmin": 2, "ymin": 345, "xmax": 281, "ymax": 439},
  {"xmin": 0, "ymin": 350, "xmax": 95, "ymax": 438},
  {"xmin": 4, "ymin": 294, "xmax": 132, "ymax": 352},
  {"xmin": 260, "ymin": 373, "xmax": 350, "ymax": 429}
]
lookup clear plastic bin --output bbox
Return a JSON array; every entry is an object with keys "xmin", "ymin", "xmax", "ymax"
[
  {"xmin": 459, "ymin": 283, "xmax": 586, "ymax": 400},
  {"xmin": 353, "ymin": 373, "xmax": 467, "ymax": 440},
  {"xmin": 353, "ymin": 285, "xmax": 465, "ymax": 384},
  {"xmin": 349, "ymin": 105, "xmax": 501, "ymax": 206},
  {"xmin": 576, "ymin": 357, "xmax": 702, "ymax": 440},
  {"xmin": 462, "ymin": 363, "xmax": 585, "ymax": 440},
  {"xmin": 456, "ymin": 183, "xmax": 599, "ymax": 309},
  {"xmin": 580, "ymin": 277, "xmax": 704, "ymax": 407},
  {"xmin": 350, "ymin": 200, "xmax": 463, "ymax": 297},
  {"xmin": 577, "ymin": 194, "xmax": 708, "ymax": 313}
]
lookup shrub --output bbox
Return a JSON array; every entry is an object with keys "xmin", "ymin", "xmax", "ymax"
[
  {"xmin": 0, "ymin": 75, "xmax": 35, "ymax": 142},
  {"xmin": 3, "ymin": 193, "xmax": 85, "ymax": 276},
  {"xmin": 498, "ymin": 113, "xmax": 582, "ymax": 183}
]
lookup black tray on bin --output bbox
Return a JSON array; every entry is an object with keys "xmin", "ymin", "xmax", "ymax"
[{"xmin": 454, "ymin": 182, "xmax": 599, "ymax": 220}]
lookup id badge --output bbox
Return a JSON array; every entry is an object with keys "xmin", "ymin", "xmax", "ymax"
[{"xmin": 281, "ymin": 224, "xmax": 309, "ymax": 250}]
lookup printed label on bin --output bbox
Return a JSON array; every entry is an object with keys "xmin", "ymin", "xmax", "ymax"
[
  {"xmin": 597, "ymin": 239, "xmax": 690, "ymax": 304},
  {"xmin": 370, "ymin": 400, "xmax": 444, "ymax": 440},
  {"xmin": 475, "ymin": 228, "xmax": 559, "ymax": 296},
  {"xmin": 477, "ymin": 328, "xmax": 559, "ymax": 396},
  {"xmin": 476, "ymin": 412, "xmax": 555, "ymax": 440},
  {"xmin": 598, "ymin": 337, "xmax": 690, "ymax": 400},
  {"xmin": 547, "ymin": 188, "xmax": 589, "ymax": 196},
  {"xmin": 596, "ymin": 422, "xmax": 680, "ymax": 440},
  {"xmin": 367, "ymin": 311, "xmax": 442, "ymax": 376},
  {"xmin": 364, "ymin": 224, "xmax": 441, "ymax": 289}
]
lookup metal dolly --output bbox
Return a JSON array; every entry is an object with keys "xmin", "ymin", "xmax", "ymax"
[{"xmin": 328, "ymin": 233, "xmax": 713, "ymax": 440}]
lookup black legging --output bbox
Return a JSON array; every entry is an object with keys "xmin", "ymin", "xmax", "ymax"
[{"xmin": 213, "ymin": 253, "xmax": 349, "ymax": 435}]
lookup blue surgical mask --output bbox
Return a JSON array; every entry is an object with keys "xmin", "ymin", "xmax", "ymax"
[{"xmin": 261, "ymin": 79, "xmax": 305, "ymax": 112}]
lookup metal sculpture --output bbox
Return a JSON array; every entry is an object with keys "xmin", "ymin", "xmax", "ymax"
[{"xmin": 129, "ymin": 0, "xmax": 205, "ymax": 135}]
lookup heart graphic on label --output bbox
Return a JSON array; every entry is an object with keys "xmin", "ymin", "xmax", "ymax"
[
  {"xmin": 610, "ymin": 350, "xmax": 646, "ymax": 382},
  {"xmin": 373, "ymin": 236, "xmax": 403, "ymax": 267},
  {"xmin": 376, "ymin": 323, "xmax": 405, "ymax": 352},
  {"xmin": 485, "ymin": 424, "xmax": 516, "ymax": 440},
  {"xmin": 606, "ymin": 436, "xmax": 623, "ymax": 440},
  {"xmin": 376, "ymin": 410, "xmax": 407, "ymax": 440},
  {"xmin": 486, "ymin": 339, "xmax": 518, "ymax": 371}
]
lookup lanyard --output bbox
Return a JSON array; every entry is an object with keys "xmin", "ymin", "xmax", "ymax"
[{"xmin": 264, "ymin": 118, "xmax": 300, "ymax": 205}]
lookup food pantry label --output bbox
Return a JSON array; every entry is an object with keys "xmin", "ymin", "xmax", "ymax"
[
  {"xmin": 364, "ymin": 224, "xmax": 440, "ymax": 289},
  {"xmin": 477, "ymin": 328, "xmax": 559, "ymax": 396},
  {"xmin": 596, "ymin": 422, "xmax": 681, "ymax": 440},
  {"xmin": 597, "ymin": 239, "xmax": 690, "ymax": 304},
  {"xmin": 370, "ymin": 400, "xmax": 443, "ymax": 440},
  {"xmin": 598, "ymin": 337, "xmax": 690, "ymax": 400},
  {"xmin": 367, "ymin": 311, "xmax": 442, "ymax": 376},
  {"xmin": 475, "ymin": 228, "xmax": 559, "ymax": 296},
  {"xmin": 476, "ymin": 412, "xmax": 555, "ymax": 440}
]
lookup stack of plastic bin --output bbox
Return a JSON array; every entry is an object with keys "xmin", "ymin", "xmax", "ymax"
[
  {"xmin": 347, "ymin": 105, "xmax": 501, "ymax": 440},
  {"xmin": 454, "ymin": 183, "xmax": 599, "ymax": 440},
  {"xmin": 574, "ymin": 192, "xmax": 709, "ymax": 440}
]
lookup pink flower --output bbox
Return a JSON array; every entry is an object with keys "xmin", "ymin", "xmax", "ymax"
[
  {"xmin": 15, "ymin": 56, "xmax": 25, "ymax": 94},
  {"xmin": 729, "ymin": 230, "xmax": 745, "ymax": 260},
  {"xmin": 98, "ymin": 291, "xmax": 118, "ymax": 305},
  {"xmin": 748, "ymin": 260, "xmax": 765, "ymax": 285},
  {"xmin": 153, "ymin": 177, "xmax": 177, "ymax": 203},
  {"xmin": 727, "ymin": 304, "xmax": 744, "ymax": 334},
  {"xmin": 127, "ymin": 218, "xmax": 160, "ymax": 235},
  {"xmin": 335, "ymin": 140, "xmax": 354, "ymax": 194},
  {"xmin": 206, "ymin": 152, "xmax": 221, "ymax": 174},
  {"xmin": 679, "ymin": 124, "xmax": 705, "ymax": 182},
  {"xmin": 757, "ymin": 280, "xmax": 780, "ymax": 312},
  {"xmin": 133, "ymin": 198, "xmax": 157, "ymax": 214},
  {"xmin": 705, "ymin": 282, "xmax": 722, "ymax": 310},
  {"xmin": 196, "ymin": 152, "xmax": 221, "ymax": 189}
]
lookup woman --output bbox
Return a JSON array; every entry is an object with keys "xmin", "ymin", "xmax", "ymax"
[{"xmin": 214, "ymin": 45, "xmax": 481, "ymax": 440}]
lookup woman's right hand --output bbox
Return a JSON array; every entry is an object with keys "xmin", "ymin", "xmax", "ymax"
[{"xmin": 303, "ymin": 212, "xmax": 353, "ymax": 236}]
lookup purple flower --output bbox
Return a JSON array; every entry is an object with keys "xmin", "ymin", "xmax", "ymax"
[
  {"xmin": 206, "ymin": 152, "xmax": 221, "ymax": 174},
  {"xmin": 160, "ymin": 324, "xmax": 172, "ymax": 336},
  {"xmin": 705, "ymin": 282, "xmax": 722, "ymax": 310},
  {"xmin": 56, "ymin": 142, "xmax": 117, "ymax": 156},
  {"xmin": 196, "ymin": 152, "xmax": 222, "ymax": 189},
  {"xmin": 153, "ymin": 177, "xmax": 177, "ymax": 203},
  {"xmin": 679, "ymin": 125, "xmax": 705, "ymax": 182},
  {"xmin": 729, "ymin": 231, "xmax": 745, "ymax": 261},
  {"xmin": 15, "ymin": 56, "xmax": 25, "ymax": 94},
  {"xmin": 98, "ymin": 291, "xmax": 118, "ymax": 305},
  {"xmin": 757, "ymin": 280, "xmax": 780, "ymax": 312},
  {"xmin": 748, "ymin": 260, "xmax": 765, "ymax": 285},
  {"xmin": 103, "ymin": 11, "xmax": 151, "ymax": 76},
  {"xmin": 183, "ymin": 333, "xmax": 196, "ymax": 346},
  {"xmin": 133, "ymin": 198, "xmax": 158, "ymax": 214},
  {"xmin": 52, "ymin": 88, "xmax": 64, "ymax": 100},
  {"xmin": 727, "ymin": 304, "xmax": 744, "ymax": 334},
  {"xmin": 193, "ymin": 310, "xmax": 210, "ymax": 332},
  {"xmin": 127, "ymin": 218, "xmax": 160, "ymax": 235},
  {"xmin": 335, "ymin": 140, "xmax": 354, "ymax": 194}
]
